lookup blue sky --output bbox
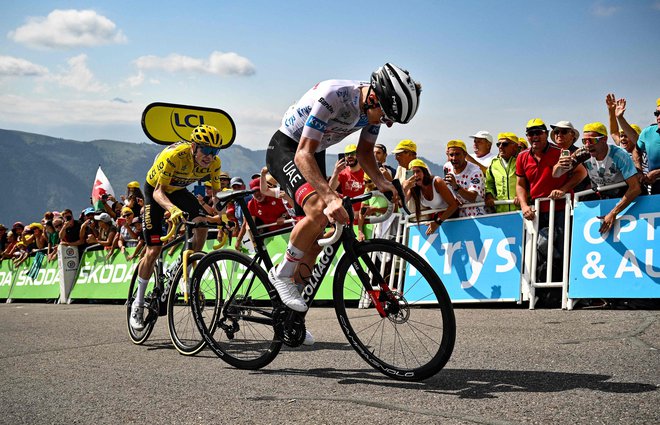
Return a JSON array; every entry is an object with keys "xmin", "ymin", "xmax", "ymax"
[{"xmin": 1, "ymin": 0, "xmax": 659, "ymax": 162}]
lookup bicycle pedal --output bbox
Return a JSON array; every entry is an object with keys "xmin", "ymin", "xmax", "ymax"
[{"xmin": 273, "ymin": 307, "xmax": 306, "ymax": 347}]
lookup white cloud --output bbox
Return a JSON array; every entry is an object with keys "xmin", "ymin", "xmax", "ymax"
[
  {"xmin": 591, "ymin": 2, "xmax": 619, "ymax": 17},
  {"xmin": 44, "ymin": 54, "xmax": 108, "ymax": 93},
  {"xmin": 7, "ymin": 9, "xmax": 127, "ymax": 49},
  {"xmin": 134, "ymin": 51, "xmax": 256, "ymax": 77},
  {"xmin": 0, "ymin": 94, "xmax": 141, "ymax": 125},
  {"xmin": 0, "ymin": 55, "xmax": 48, "ymax": 76},
  {"xmin": 125, "ymin": 70, "xmax": 145, "ymax": 87}
]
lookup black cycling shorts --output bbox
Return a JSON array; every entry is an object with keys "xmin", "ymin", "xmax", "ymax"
[
  {"xmin": 142, "ymin": 182, "xmax": 205, "ymax": 246},
  {"xmin": 265, "ymin": 130, "xmax": 326, "ymax": 216}
]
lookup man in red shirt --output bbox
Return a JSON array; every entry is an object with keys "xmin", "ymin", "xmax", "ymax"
[
  {"xmin": 246, "ymin": 178, "xmax": 289, "ymax": 232},
  {"xmin": 516, "ymin": 118, "xmax": 587, "ymax": 221},
  {"xmin": 329, "ymin": 144, "xmax": 366, "ymax": 221}
]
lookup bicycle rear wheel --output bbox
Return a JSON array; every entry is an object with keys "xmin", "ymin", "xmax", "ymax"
[
  {"xmin": 167, "ymin": 252, "xmax": 219, "ymax": 356},
  {"xmin": 333, "ymin": 239, "xmax": 455, "ymax": 381},
  {"xmin": 190, "ymin": 250, "xmax": 282, "ymax": 369},
  {"xmin": 126, "ymin": 262, "xmax": 157, "ymax": 344}
]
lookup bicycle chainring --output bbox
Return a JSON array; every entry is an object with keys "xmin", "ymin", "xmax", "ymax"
[{"xmin": 273, "ymin": 307, "xmax": 306, "ymax": 347}]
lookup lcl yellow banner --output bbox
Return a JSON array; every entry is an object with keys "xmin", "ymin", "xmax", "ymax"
[{"xmin": 141, "ymin": 102, "xmax": 236, "ymax": 148}]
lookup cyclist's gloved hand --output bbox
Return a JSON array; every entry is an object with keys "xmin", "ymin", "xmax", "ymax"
[{"xmin": 167, "ymin": 205, "xmax": 184, "ymax": 226}]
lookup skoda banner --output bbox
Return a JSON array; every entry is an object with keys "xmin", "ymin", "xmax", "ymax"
[
  {"xmin": 7, "ymin": 255, "xmax": 61, "ymax": 300},
  {"xmin": 141, "ymin": 102, "xmax": 236, "ymax": 148},
  {"xmin": 569, "ymin": 195, "xmax": 660, "ymax": 299},
  {"xmin": 0, "ymin": 260, "xmax": 16, "ymax": 299},
  {"xmin": 405, "ymin": 212, "xmax": 524, "ymax": 302}
]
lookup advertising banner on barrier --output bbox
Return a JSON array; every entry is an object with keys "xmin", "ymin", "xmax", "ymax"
[
  {"xmin": 569, "ymin": 195, "xmax": 660, "ymax": 298},
  {"xmin": 405, "ymin": 212, "xmax": 524, "ymax": 302},
  {"xmin": 7, "ymin": 255, "xmax": 61, "ymax": 300},
  {"xmin": 69, "ymin": 248, "xmax": 141, "ymax": 300},
  {"xmin": 0, "ymin": 260, "xmax": 17, "ymax": 299}
]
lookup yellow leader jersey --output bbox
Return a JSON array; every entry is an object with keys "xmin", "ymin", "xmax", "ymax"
[{"xmin": 146, "ymin": 141, "xmax": 222, "ymax": 193}]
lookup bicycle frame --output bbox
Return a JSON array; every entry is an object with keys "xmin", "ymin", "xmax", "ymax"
[{"xmin": 222, "ymin": 191, "xmax": 394, "ymax": 320}]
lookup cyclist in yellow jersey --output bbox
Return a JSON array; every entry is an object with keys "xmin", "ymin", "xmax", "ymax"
[{"xmin": 130, "ymin": 124, "xmax": 223, "ymax": 331}]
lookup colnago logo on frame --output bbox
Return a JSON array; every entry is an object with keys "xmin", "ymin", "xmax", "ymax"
[{"xmin": 76, "ymin": 263, "xmax": 138, "ymax": 285}]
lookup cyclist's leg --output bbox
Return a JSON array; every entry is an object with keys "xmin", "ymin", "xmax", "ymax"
[{"xmin": 136, "ymin": 183, "xmax": 165, "ymax": 304}]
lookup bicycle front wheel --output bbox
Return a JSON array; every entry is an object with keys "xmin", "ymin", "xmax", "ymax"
[
  {"xmin": 333, "ymin": 239, "xmax": 456, "ymax": 381},
  {"xmin": 167, "ymin": 252, "xmax": 219, "ymax": 356},
  {"xmin": 190, "ymin": 250, "xmax": 282, "ymax": 369}
]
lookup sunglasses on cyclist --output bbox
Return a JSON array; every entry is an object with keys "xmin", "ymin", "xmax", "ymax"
[
  {"xmin": 654, "ymin": 110, "xmax": 660, "ymax": 117},
  {"xmin": 496, "ymin": 141, "xmax": 513, "ymax": 147},
  {"xmin": 198, "ymin": 146, "xmax": 221, "ymax": 157}
]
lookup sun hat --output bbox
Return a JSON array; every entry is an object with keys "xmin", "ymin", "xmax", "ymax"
[
  {"xmin": 392, "ymin": 139, "xmax": 417, "ymax": 154},
  {"xmin": 446, "ymin": 139, "xmax": 467, "ymax": 152},
  {"xmin": 550, "ymin": 121, "xmax": 580, "ymax": 141},
  {"xmin": 344, "ymin": 144, "xmax": 357, "ymax": 154},
  {"xmin": 83, "ymin": 207, "xmax": 96, "ymax": 216},
  {"xmin": 526, "ymin": 118, "xmax": 548, "ymax": 131},
  {"xmin": 469, "ymin": 130, "xmax": 493, "ymax": 144},
  {"xmin": 497, "ymin": 132, "xmax": 518, "ymax": 143},
  {"xmin": 230, "ymin": 177, "xmax": 245, "ymax": 187},
  {"xmin": 408, "ymin": 158, "xmax": 429, "ymax": 170},
  {"xmin": 127, "ymin": 181, "xmax": 140, "ymax": 188},
  {"xmin": 94, "ymin": 213, "xmax": 113, "ymax": 223},
  {"xmin": 583, "ymin": 122, "xmax": 608, "ymax": 137}
]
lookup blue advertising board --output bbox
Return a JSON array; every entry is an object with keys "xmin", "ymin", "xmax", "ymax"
[
  {"xmin": 569, "ymin": 195, "xmax": 660, "ymax": 298},
  {"xmin": 405, "ymin": 212, "xmax": 524, "ymax": 302}
]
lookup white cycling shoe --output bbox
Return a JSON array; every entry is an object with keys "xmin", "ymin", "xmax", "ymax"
[
  {"xmin": 303, "ymin": 329, "xmax": 315, "ymax": 346},
  {"xmin": 129, "ymin": 302, "xmax": 145, "ymax": 331},
  {"xmin": 268, "ymin": 269, "xmax": 308, "ymax": 313}
]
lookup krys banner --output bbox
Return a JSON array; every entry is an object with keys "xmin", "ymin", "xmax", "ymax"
[{"xmin": 141, "ymin": 102, "xmax": 236, "ymax": 147}]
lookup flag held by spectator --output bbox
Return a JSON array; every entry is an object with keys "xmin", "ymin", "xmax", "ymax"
[{"xmin": 91, "ymin": 166, "xmax": 115, "ymax": 211}]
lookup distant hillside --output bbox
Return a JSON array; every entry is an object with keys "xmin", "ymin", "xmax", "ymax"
[{"xmin": 0, "ymin": 128, "xmax": 443, "ymax": 225}]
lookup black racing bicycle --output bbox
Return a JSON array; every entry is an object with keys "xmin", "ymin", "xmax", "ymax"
[
  {"xmin": 126, "ymin": 219, "xmax": 220, "ymax": 356},
  {"xmin": 190, "ymin": 181, "xmax": 456, "ymax": 381}
]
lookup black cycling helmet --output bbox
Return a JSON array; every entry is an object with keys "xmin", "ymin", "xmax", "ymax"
[{"xmin": 370, "ymin": 63, "xmax": 421, "ymax": 124}]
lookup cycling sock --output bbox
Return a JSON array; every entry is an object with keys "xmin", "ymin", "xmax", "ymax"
[
  {"xmin": 276, "ymin": 243, "xmax": 304, "ymax": 278},
  {"xmin": 135, "ymin": 276, "xmax": 149, "ymax": 306}
]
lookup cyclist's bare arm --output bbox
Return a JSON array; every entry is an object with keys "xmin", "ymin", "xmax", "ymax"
[
  {"xmin": 153, "ymin": 183, "xmax": 176, "ymax": 212},
  {"xmin": 294, "ymin": 137, "xmax": 348, "ymax": 224}
]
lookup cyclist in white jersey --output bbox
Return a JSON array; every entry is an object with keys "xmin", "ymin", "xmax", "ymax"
[{"xmin": 266, "ymin": 63, "xmax": 422, "ymax": 315}]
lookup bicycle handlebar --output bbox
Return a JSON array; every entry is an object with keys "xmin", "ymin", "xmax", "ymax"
[{"xmin": 318, "ymin": 181, "xmax": 403, "ymax": 247}]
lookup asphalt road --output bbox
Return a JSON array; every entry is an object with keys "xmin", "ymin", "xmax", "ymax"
[{"xmin": 0, "ymin": 303, "xmax": 658, "ymax": 424}]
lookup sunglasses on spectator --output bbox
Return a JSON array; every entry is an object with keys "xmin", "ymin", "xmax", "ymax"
[
  {"xmin": 121, "ymin": 213, "xmax": 133, "ymax": 218},
  {"xmin": 654, "ymin": 111, "xmax": 660, "ymax": 117},
  {"xmin": 199, "ymin": 146, "xmax": 221, "ymax": 157},
  {"xmin": 496, "ymin": 142, "xmax": 513, "ymax": 147},
  {"xmin": 63, "ymin": 215, "xmax": 73, "ymax": 220},
  {"xmin": 582, "ymin": 136, "xmax": 605, "ymax": 145},
  {"xmin": 554, "ymin": 129, "xmax": 573, "ymax": 136},
  {"xmin": 526, "ymin": 130, "xmax": 545, "ymax": 136},
  {"xmin": 345, "ymin": 152, "xmax": 357, "ymax": 157}
]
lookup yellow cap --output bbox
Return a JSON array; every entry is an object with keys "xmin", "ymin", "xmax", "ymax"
[
  {"xmin": 631, "ymin": 124, "xmax": 642, "ymax": 135},
  {"xmin": 127, "ymin": 181, "xmax": 140, "ymax": 188},
  {"xmin": 497, "ymin": 132, "xmax": 518, "ymax": 143},
  {"xmin": 344, "ymin": 144, "xmax": 357, "ymax": 154},
  {"xmin": 657, "ymin": 97, "xmax": 660, "ymax": 107},
  {"xmin": 446, "ymin": 139, "xmax": 467, "ymax": 152},
  {"xmin": 408, "ymin": 159, "xmax": 429, "ymax": 170},
  {"xmin": 29, "ymin": 222, "xmax": 43, "ymax": 230},
  {"xmin": 392, "ymin": 139, "xmax": 417, "ymax": 154},
  {"xmin": 517, "ymin": 136, "xmax": 529, "ymax": 148},
  {"xmin": 583, "ymin": 122, "xmax": 608, "ymax": 137},
  {"xmin": 121, "ymin": 207, "xmax": 133, "ymax": 215},
  {"xmin": 526, "ymin": 118, "xmax": 547, "ymax": 130}
]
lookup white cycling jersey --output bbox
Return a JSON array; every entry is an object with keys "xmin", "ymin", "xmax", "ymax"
[{"xmin": 278, "ymin": 79, "xmax": 381, "ymax": 152}]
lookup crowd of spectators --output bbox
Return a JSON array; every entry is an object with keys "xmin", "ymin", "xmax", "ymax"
[{"xmin": 3, "ymin": 95, "xmax": 658, "ymax": 285}]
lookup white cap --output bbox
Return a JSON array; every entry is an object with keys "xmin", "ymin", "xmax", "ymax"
[
  {"xmin": 93, "ymin": 213, "xmax": 113, "ymax": 223},
  {"xmin": 469, "ymin": 130, "xmax": 493, "ymax": 144}
]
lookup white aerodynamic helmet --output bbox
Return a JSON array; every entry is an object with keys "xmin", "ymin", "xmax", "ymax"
[{"xmin": 370, "ymin": 63, "xmax": 421, "ymax": 124}]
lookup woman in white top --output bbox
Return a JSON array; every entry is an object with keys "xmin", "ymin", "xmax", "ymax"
[{"xmin": 404, "ymin": 159, "xmax": 458, "ymax": 236}]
